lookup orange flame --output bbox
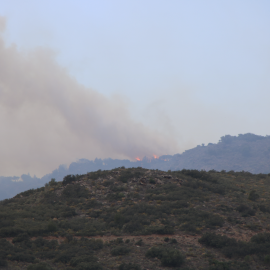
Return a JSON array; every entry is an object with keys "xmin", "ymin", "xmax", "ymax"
[
  {"xmin": 153, "ymin": 154, "xmax": 159, "ymax": 159},
  {"xmin": 135, "ymin": 157, "xmax": 141, "ymax": 161}
]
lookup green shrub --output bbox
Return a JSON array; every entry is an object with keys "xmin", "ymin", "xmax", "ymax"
[
  {"xmin": 111, "ymin": 246, "xmax": 131, "ymax": 256},
  {"xmin": 146, "ymin": 247, "xmax": 184, "ymax": 267},
  {"xmin": 48, "ymin": 178, "xmax": 57, "ymax": 186},
  {"xmin": 62, "ymin": 183, "xmax": 88, "ymax": 199},
  {"xmin": 199, "ymin": 233, "xmax": 237, "ymax": 248},
  {"xmin": 123, "ymin": 221, "xmax": 143, "ymax": 233},
  {"xmin": 0, "ymin": 259, "xmax": 7, "ymax": 267},
  {"xmin": 76, "ymin": 262, "xmax": 103, "ymax": 270},
  {"xmin": 248, "ymin": 190, "xmax": 259, "ymax": 201},
  {"xmin": 236, "ymin": 205, "xmax": 256, "ymax": 217},
  {"xmin": 115, "ymin": 238, "xmax": 124, "ymax": 244},
  {"xmin": 135, "ymin": 239, "xmax": 143, "ymax": 246},
  {"xmin": 180, "ymin": 169, "xmax": 218, "ymax": 183},
  {"xmin": 79, "ymin": 238, "xmax": 103, "ymax": 250},
  {"xmin": 119, "ymin": 263, "xmax": 141, "ymax": 270},
  {"xmin": 103, "ymin": 180, "xmax": 114, "ymax": 187},
  {"xmin": 259, "ymin": 204, "xmax": 270, "ymax": 213},
  {"xmin": 264, "ymin": 255, "xmax": 270, "ymax": 264},
  {"xmin": 62, "ymin": 174, "xmax": 77, "ymax": 185},
  {"xmin": 118, "ymin": 170, "xmax": 143, "ymax": 183},
  {"xmin": 47, "ymin": 221, "xmax": 58, "ymax": 232},
  {"xmin": 149, "ymin": 178, "xmax": 156, "ymax": 184},
  {"xmin": 161, "ymin": 249, "xmax": 185, "ymax": 267},
  {"xmin": 208, "ymin": 259, "xmax": 230, "ymax": 270},
  {"xmin": 27, "ymin": 263, "xmax": 52, "ymax": 270},
  {"xmin": 145, "ymin": 246, "xmax": 164, "ymax": 259},
  {"xmin": 17, "ymin": 189, "xmax": 35, "ymax": 197},
  {"xmin": 118, "ymin": 171, "xmax": 134, "ymax": 183},
  {"xmin": 10, "ymin": 253, "xmax": 36, "ymax": 263},
  {"xmin": 148, "ymin": 225, "xmax": 174, "ymax": 235},
  {"xmin": 250, "ymin": 232, "xmax": 270, "ymax": 244},
  {"xmin": 54, "ymin": 252, "xmax": 74, "ymax": 263},
  {"xmin": 199, "ymin": 232, "xmax": 270, "ymax": 259},
  {"xmin": 70, "ymin": 255, "xmax": 98, "ymax": 267},
  {"xmin": 12, "ymin": 233, "xmax": 30, "ymax": 243}
]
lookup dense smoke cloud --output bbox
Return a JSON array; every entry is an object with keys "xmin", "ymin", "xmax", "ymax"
[{"xmin": 0, "ymin": 17, "xmax": 179, "ymax": 176}]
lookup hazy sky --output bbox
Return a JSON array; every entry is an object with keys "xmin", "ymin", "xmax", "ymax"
[{"xmin": 0, "ymin": 1, "xmax": 270, "ymax": 176}]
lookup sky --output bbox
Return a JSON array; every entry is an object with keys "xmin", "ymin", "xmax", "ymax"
[{"xmin": 0, "ymin": 0, "xmax": 270, "ymax": 176}]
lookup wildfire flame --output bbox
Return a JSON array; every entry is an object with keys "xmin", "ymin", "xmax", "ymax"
[{"xmin": 135, "ymin": 155, "xmax": 158, "ymax": 162}]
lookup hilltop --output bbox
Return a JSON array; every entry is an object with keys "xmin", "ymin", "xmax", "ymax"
[{"xmin": 1, "ymin": 168, "xmax": 270, "ymax": 269}]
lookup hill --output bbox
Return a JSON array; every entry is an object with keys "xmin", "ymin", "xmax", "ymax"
[
  {"xmin": 1, "ymin": 168, "xmax": 270, "ymax": 269},
  {"xmin": 1, "ymin": 133, "xmax": 270, "ymax": 201},
  {"xmin": 169, "ymin": 133, "xmax": 270, "ymax": 173},
  {"xmin": 32, "ymin": 133, "xmax": 270, "ymax": 180}
]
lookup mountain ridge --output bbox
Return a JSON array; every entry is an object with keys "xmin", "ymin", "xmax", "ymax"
[{"xmin": 1, "ymin": 133, "xmax": 270, "ymax": 201}]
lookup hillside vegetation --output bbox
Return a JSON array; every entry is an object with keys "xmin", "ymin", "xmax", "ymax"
[
  {"xmin": 1, "ymin": 168, "xmax": 270, "ymax": 269},
  {"xmin": 1, "ymin": 133, "xmax": 270, "ymax": 201},
  {"xmin": 169, "ymin": 133, "xmax": 270, "ymax": 173}
]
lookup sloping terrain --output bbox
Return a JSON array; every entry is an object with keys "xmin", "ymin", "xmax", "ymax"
[
  {"xmin": 1, "ymin": 168, "xmax": 270, "ymax": 270},
  {"xmin": 169, "ymin": 133, "xmax": 270, "ymax": 173},
  {"xmin": 1, "ymin": 133, "xmax": 270, "ymax": 201}
]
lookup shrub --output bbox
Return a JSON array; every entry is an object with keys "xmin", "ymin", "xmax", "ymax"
[
  {"xmin": 264, "ymin": 255, "xmax": 270, "ymax": 264},
  {"xmin": 0, "ymin": 259, "xmax": 7, "ymax": 267},
  {"xmin": 148, "ymin": 225, "xmax": 174, "ymax": 235},
  {"xmin": 146, "ymin": 247, "xmax": 184, "ymax": 267},
  {"xmin": 259, "ymin": 204, "xmax": 270, "ymax": 213},
  {"xmin": 149, "ymin": 178, "xmax": 156, "ymax": 184},
  {"xmin": 76, "ymin": 262, "xmax": 103, "ymax": 270},
  {"xmin": 236, "ymin": 205, "xmax": 256, "ymax": 217},
  {"xmin": 199, "ymin": 233, "xmax": 237, "ymax": 249},
  {"xmin": 80, "ymin": 238, "xmax": 103, "ymax": 250},
  {"xmin": 54, "ymin": 252, "xmax": 74, "ymax": 263},
  {"xmin": 208, "ymin": 259, "xmax": 230, "ymax": 270},
  {"xmin": 62, "ymin": 175, "xmax": 77, "ymax": 185},
  {"xmin": 118, "ymin": 171, "xmax": 134, "ymax": 183},
  {"xmin": 145, "ymin": 246, "xmax": 164, "ymax": 259},
  {"xmin": 248, "ymin": 190, "xmax": 259, "ymax": 201},
  {"xmin": 119, "ymin": 263, "xmax": 141, "ymax": 270},
  {"xmin": 70, "ymin": 255, "xmax": 98, "ymax": 267},
  {"xmin": 180, "ymin": 169, "xmax": 217, "ymax": 183},
  {"xmin": 10, "ymin": 253, "xmax": 36, "ymax": 263},
  {"xmin": 62, "ymin": 183, "xmax": 89, "ymax": 199},
  {"xmin": 47, "ymin": 221, "xmax": 58, "ymax": 232},
  {"xmin": 17, "ymin": 189, "xmax": 35, "ymax": 197},
  {"xmin": 161, "ymin": 249, "xmax": 185, "ymax": 267},
  {"xmin": 164, "ymin": 237, "xmax": 170, "ymax": 242},
  {"xmin": 111, "ymin": 246, "xmax": 131, "ymax": 256},
  {"xmin": 48, "ymin": 178, "xmax": 57, "ymax": 186},
  {"xmin": 123, "ymin": 221, "xmax": 143, "ymax": 233},
  {"xmin": 12, "ymin": 233, "xmax": 30, "ymax": 243},
  {"xmin": 115, "ymin": 238, "xmax": 124, "ymax": 244},
  {"xmin": 250, "ymin": 233, "xmax": 270, "ymax": 244},
  {"xmin": 27, "ymin": 263, "xmax": 52, "ymax": 270},
  {"xmin": 199, "ymin": 232, "xmax": 270, "ymax": 259},
  {"xmin": 135, "ymin": 239, "xmax": 144, "ymax": 246}
]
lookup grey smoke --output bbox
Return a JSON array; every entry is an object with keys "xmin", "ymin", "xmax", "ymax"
[{"xmin": 0, "ymin": 16, "xmax": 179, "ymax": 177}]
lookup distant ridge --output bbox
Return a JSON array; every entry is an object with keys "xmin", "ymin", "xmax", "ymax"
[{"xmin": 1, "ymin": 133, "xmax": 270, "ymax": 200}]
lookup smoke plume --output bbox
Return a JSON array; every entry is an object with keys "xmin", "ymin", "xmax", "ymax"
[{"xmin": 0, "ymin": 17, "xmax": 179, "ymax": 177}]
